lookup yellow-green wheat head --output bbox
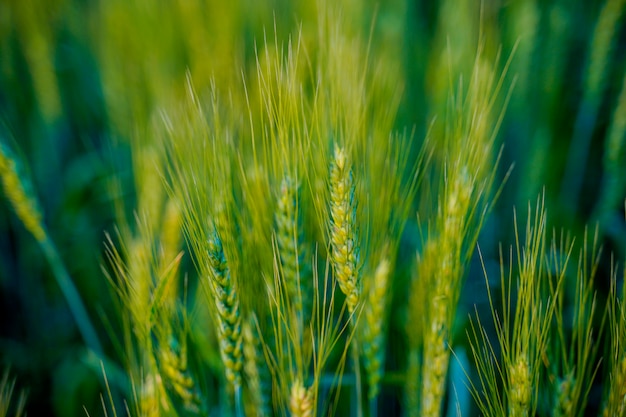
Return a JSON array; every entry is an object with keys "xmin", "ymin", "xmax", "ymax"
[
  {"xmin": 0, "ymin": 142, "xmax": 45, "ymax": 242},
  {"xmin": 329, "ymin": 145, "xmax": 360, "ymax": 316},
  {"xmin": 206, "ymin": 228, "xmax": 243, "ymax": 390}
]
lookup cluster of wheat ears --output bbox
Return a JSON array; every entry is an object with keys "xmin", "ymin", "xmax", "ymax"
[{"xmin": 1, "ymin": 0, "xmax": 626, "ymax": 416}]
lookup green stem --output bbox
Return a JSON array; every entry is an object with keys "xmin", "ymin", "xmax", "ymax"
[
  {"xmin": 234, "ymin": 383, "xmax": 244, "ymax": 417},
  {"xmin": 369, "ymin": 394, "xmax": 378, "ymax": 417},
  {"xmin": 352, "ymin": 334, "xmax": 363, "ymax": 417},
  {"xmin": 39, "ymin": 234, "xmax": 103, "ymax": 356}
]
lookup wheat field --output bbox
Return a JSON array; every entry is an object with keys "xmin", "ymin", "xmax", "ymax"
[{"xmin": 0, "ymin": 0, "xmax": 625, "ymax": 416}]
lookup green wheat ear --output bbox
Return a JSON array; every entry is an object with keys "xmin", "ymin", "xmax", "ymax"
[
  {"xmin": 242, "ymin": 314, "xmax": 271, "ymax": 417},
  {"xmin": 275, "ymin": 176, "xmax": 310, "ymax": 325},
  {"xmin": 329, "ymin": 145, "xmax": 360, "ymax": 316},
  {"xmin": 289, "ymin": 378, "xmax": 314, "ymax": 417},
  {"xmin": 0, "ymin": 142, "xmax": 45, "ymax": 242},
  {"xmin": 553, "ymin": 371, "xmax": 576, "ymax": 417},
  {"xmin": 0, "ymin": 140, "xmax": 103, "ymax": 355},
  {"xmin": 508, "ymin": 356, "xmax": 531, "ymax": 417},
  {"xmin": 207, "ymin": 228, "xmax": 244, "ymax": 390},
  {"xmin": 466, "ymin": 196, "xmax": 554, "ymax": 417},
  {"xmin": 156, "ymin": 334, "xmax": 207, "ymax": 416},
  {"xmin": 361, "ymin": 254, "xmax": 391, "ymax": 401}
]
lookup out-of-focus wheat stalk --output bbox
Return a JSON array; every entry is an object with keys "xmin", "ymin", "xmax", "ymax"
[
  {"xmin": 0, "ymin": 369, "xmax": 27, "ymax": 417},
  {"xmin": 0, "ymin": 141, "xmax": 103, "ymax": 356}
]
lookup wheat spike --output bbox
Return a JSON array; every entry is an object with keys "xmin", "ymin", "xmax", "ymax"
[
  {"xmin": 329, "ymin": 145, "xmax": 360, "ymax": 315},
  {"xmin": 420, "ymin": 301, "xmax": 450, "ymax": 417},
  {"xmin": 276, "ymin": 176, "xmax": 310, "ymax": 322},
  {"xmin": 0, "ymin": 368, "xmax": 27, "ymax": 417},
  {"xmin": 361, "ymin": 256, "xmax": 390, "ymax": 400},
  {"xmin": 603, "ymin": 356, "xmax": 626, "ymax": 417},
  {"xmin": 0, "ymin": 141, "xmax": 103, "ymax": 354},
  {"xmin": 243, "ymin": 315, "xmax": 271, "ymax": 417},
  {"xmin": 508, "ymin": 356, "xmax": 531, "ymax": 417},
  {"xmin": 207, "ymin": 229, "xmax": 243, "ymax": 389},
  {"xmin": 404, "ymin": 348, "xmax": 421, "ymax": 417},
  {"xmin": 136, "ymin": 373, "xmax": 161, "ymax": 417},
  {"xmin": 553, "ymin": 372, "xmax": 575, "ymax": 417},
  {"xmin": 0, "ymin": 143, "xmax": 45, "ymax": 241},
  {"xmin": 289, "ymin": 379, "xmax": 314, "ymax": 417},
  {"xmin": 421, "ymin": 166, "xmax": 477, "ymax": 417},
  {"xmin": 419, "ymin": 242, "xmax": 455, "ymax": 417},
  {"xmin": 157, "ymin": 336, "xmax": 206, "ymax": 416}
]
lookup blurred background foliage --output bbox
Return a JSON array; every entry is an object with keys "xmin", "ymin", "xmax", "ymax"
[{"xmin": 0, "ymin": 0, "xmax": 624, "ymax": 416}]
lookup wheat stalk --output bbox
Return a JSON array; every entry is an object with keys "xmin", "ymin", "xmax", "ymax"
[
  {"xmin": 0, "ymin": 141, "xmax": 103, "ymax": 356},
  {"xmin": 561, "ymin": 0, "xmax": 626, "ymax": 205},
  {"xmin": 553, "ymin": 371, "xmax": 576, "ymax": 417},
  {"xmin": 404, "ymin": 347, "xmax": 422, "ymax": 417},
  {"xmin": 0, "ymin": 369, "xmax": 27, "ymax": 417}
]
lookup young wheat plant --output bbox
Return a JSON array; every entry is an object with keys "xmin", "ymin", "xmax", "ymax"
[
  {"xmin": 602, "ymin": 263, "xmax": 626, "ymax": 417},
  {"xmin": 467, "ymin": 196, "xmax": 559, "ymax": 417}
]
